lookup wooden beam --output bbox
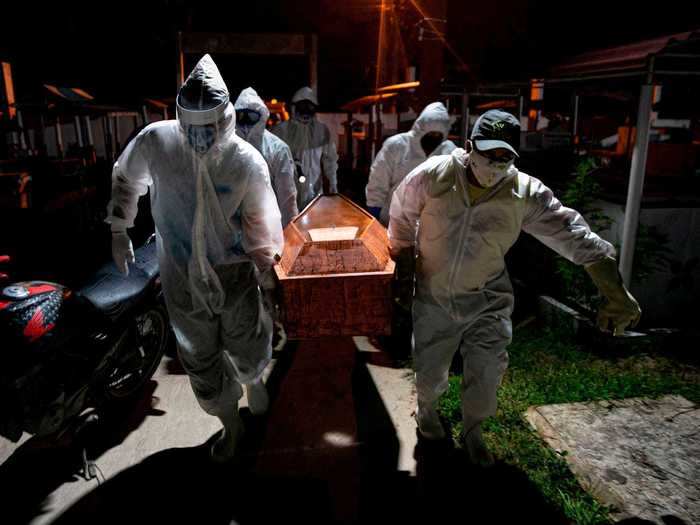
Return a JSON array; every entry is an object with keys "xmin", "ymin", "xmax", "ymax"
[{"xmin": 181, "ymin": 32, "xmax": 307, "ymax": 56}]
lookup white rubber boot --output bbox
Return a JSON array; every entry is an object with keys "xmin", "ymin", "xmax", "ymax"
[
  {"xmin": 415, "ymin": 401, "xmax": 445, "ymax": 440},
  {"xmin": 463, "ymin": 424, "xmax": 494, "ymax": 467},
  {"xmin": 245, "ymin": 378, "xmax": 269, "ymax": 416}
]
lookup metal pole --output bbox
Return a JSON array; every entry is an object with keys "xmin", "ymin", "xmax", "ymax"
[
  {"xmin": 113, "ymin": 115, "xmax": 121, "ymax": 154},
  {"xmin": 309, "ymin": 34, "xmax": 319, "ymax": 97},
  {"xmin": 39, "ymin": 114, "xmax": 47, "ymax": 155},
  {"xmin": 460, "ymin": 92, "xmax": 469, "ymax": 145},
  {"xmin": 142, "ymin": 105, "xmax": 150, "ymax": 125},
  {"xmin": 16, "ymin": 109, "xmax": 27, "ymax": 150},
  {"xmin": 345, "ymin": 111, "xmax": 354, "ymax": 170},
  {"xmin": 84, "ymin": 116, "xmax": 94, "ymax": 146},
  {"xmin": 176, "ymin": 31, "xmax": 184, "ymax": 91},
  {"xmin": 55, "ymin": 115, "xmax": 64, "ymax": 158},
  {"xmin": 572, "ymin": 94, "xmax": 580, "ymax": 138},
  {"xmin": 518, "ymin": 94, "xmax": 524, "ymax": 120},
  {"xmin": 619, "ymin": 83, "xmax": 654, "ymax": 287},
  {"xmin": 368, "ymin": 106, "xmax": 375, "ymax": 163},
  {"xmin": 74, "ymin": 115, "xmax": 84, "ymax": 148},
  {"xmin": 106, "ymin": 115, "xmax": 115, "ymax": 160}
]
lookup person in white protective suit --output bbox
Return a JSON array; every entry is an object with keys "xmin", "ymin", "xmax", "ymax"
[
  {"xmin": 234, "ymin": 87, "xmax": 299, "ymax": 227},
  {"xmin": 107, "ymin": 55, "xmax": 284, "ymax": 462},
  {"xmin": 366, "ymin": 101, "xmax": 457, "ymax": 226},
  {"xmin": 271, "ymin": 86, "xmax": 338, "ymax": 210},
  {"xmin": 389, "ymin": 109, "xmax": 641, "ymax": 466}
]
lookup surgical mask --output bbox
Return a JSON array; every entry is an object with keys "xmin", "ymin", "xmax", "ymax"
[
  {"xmin": 186, "ymin": 124, "xmax": 217, "ymax": 154},
  {"xmin": 469, "ymin": 150, "xmax": 515, "ymax": 188},
  {"xmin": 420, "ymin": 132, "xmax": 444, "ymax": 156}
]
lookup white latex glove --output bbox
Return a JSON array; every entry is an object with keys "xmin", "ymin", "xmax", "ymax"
[{"xmin": 112, "ymin": 231, "xmax": 135, "ymax": 276}]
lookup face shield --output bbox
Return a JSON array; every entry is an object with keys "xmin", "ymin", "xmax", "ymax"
[
  {"xmin": 185, "ymin": 124, "xmax": 218, "ymax": 154},
  {"xmin": 176, "ymin": 55, "xmax": 231, "ymax": 154}
]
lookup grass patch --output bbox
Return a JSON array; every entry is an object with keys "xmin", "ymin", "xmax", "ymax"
[{"xmin": 437, "ymin": 325, "xmax": 700, "ymax": 525}]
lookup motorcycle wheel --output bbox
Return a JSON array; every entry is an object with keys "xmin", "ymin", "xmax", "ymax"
[{"xmin": 102, "ymin": 306, "xmax": 168, "ymax": 401}]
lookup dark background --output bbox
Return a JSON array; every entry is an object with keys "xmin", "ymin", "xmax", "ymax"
[{"xmin": 2, "ymin": 1, "xmax": 698, "ymax": 109}]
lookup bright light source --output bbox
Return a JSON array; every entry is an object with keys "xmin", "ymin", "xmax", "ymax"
[{"xmin": 322, "ymin": 431, "xmax": 354, "ymax": 448}]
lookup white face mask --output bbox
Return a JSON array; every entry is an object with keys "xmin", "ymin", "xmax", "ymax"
[{"xmin": 469, "ymin": 150, "xmax": 515, "ymax": 188}]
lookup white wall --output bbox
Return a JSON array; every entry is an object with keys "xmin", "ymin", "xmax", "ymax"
[{"xmin": 594, "ymin": 200, "xmax": 700, "ymax": 326}]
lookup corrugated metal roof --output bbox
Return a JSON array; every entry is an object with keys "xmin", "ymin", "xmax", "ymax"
[{"xmin": 551, "ymin": 30, "xmax": 700, "ymax": 78}]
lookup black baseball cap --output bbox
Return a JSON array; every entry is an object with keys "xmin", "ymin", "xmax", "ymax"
[{"xmin": 471, "ymin": 109, "xmax": 520, "ymax": 157}]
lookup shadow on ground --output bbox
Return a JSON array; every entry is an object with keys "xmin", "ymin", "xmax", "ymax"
[
  {"xmin": 0, "ymin": 381, "xmax": 161, "ymax": 525},
  {"xmin": 3, "ymin": 344, "xmax": 580, "ymax": 525}
]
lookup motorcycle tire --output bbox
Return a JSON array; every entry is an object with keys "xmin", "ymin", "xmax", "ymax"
[{"xmin": 101, "ymin": 305, "xmax": 169, "ymax": 402}]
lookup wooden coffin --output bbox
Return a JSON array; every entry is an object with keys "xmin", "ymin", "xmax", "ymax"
[{"xmin": 274, "ymin": 194, "xmax": 395, "ymax": 339}]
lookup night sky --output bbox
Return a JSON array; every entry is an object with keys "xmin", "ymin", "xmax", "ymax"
[{"xmin": 2, "ymin": 1, "xmax": 698, "ymax": 109}]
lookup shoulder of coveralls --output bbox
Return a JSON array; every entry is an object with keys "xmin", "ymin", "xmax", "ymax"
[
  {"xmin": 402, "ymin": 150, "xmax": 455, "ymax": 194},
  {"xmin": 381, "ymin": 132, "xmax": 410, "ymax": 151},
  {"xmin": 509, "ymin": 170, "xmax": 556, "ymax": 216},
  {"xmin": 129, "ymin": 120, "xmax": 179, "ymax": 150},
  {"xmin": 271, "ymin": 120, "xmax": 289, "ymax": 136},
  {"xmin": 514, "ymin": 171, "xmax": 547, "ymax": 199},
  {"xmin": 315, "ymin": 120, "xmax": 332, "ymax": 144},
  {"xmin": 235, "ymin": 134, "xmax": 271, "ymax": 182},
  {"xmin": 263, "ymin": 129, "xmax": 291, "ymax": 153},
  {"xmin": 441, "ymin": 139, "xmax": 458, "ymax": 152}
]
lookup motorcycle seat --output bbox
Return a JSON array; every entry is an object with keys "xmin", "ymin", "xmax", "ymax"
[{"xmin": 77, "ymin": 242, "xmax": 159, "ymax": 317}]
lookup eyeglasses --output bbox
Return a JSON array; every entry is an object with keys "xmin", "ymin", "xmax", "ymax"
[{"xmin": 478, "ymin": 148, "xmax": 516, "ymax": 163}]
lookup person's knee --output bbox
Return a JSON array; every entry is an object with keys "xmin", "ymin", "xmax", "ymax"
[{"xmin": 461, "ymin": 381, "xmax": 498, "ymax": 420}]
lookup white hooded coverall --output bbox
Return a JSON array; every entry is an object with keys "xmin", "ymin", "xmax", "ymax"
[
  {"xmin": 106, "ymin": 55, "xmax": 283, "ymax": 418},
  {"xmin": 366, "ymin": 102, "xmax": 457, "ymax": 226},
  {"xmin": 271, "ymin": 87, "xmax": 338, "ymax": 211},
  {"xmin": 234, "ymin": 87, "xmax": 299, "ymax": 227},
  {"xmin": 389, "ymin": 148, "xmax": 615, "ymax": 433}
]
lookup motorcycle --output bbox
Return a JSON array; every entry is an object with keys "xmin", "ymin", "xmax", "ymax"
[{"xmin": 0, "ymin": 236, "xmax": 169, "ymax": 444}]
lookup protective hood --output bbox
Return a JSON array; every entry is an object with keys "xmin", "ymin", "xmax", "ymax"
[
  {"xmin": 411, "ymin": 102, "xmax": 451, "ymax": 140},
  {"xmin": 291, "ymin": 86, "xmax": 319, "ymax": 106},
  {"xmin": 234, "ymin": 87, "xmax": 270, "ymax": 150},
  {"xmin": 177, "ymin": 54, "xmax": 230, "ymax": 127},
  {"xmin": 290, "ymin": 86, "xmax": 319, "ymax": 123}
]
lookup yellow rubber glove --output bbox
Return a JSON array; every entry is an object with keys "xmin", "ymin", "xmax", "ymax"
[{"xmin": 585, "ymin": 256, "xmax": 642, "ymax": 336}]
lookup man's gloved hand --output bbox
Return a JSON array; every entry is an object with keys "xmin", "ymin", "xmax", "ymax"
[
  {"xmin": 259, "ymin": 267, "xmax": 280, "ymax": 321},
  {"xmin": 391, "ymin": 246, "xmax": 416, "ymax": 313},
  {"xmin": 112, "ymin": 230, "xmax": 135, "ymax": 276},
  {"xmin": 259, "ymin": 266, "xmax": 287, "ymax": 351},
  {"xmin": 368, "ymin": 206, "xmax": 382, "ymax": 220},
  {"xmin": 585, "ymin": 256, "xmax": 642, "ymax": 336}
]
